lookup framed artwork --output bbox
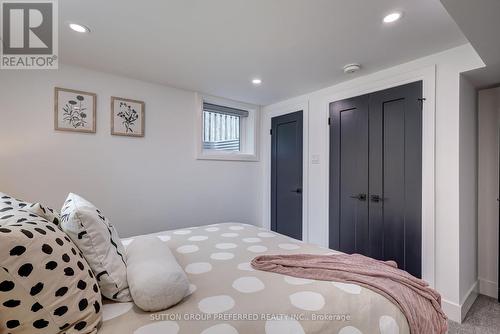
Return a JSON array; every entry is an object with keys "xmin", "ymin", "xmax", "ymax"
[
  {"xmin": 54, "ymin": 87, "xmax": 96, "ymax": 133},
  {"xmin": 111, "ymin": 97, "xmax": 145, "ymax": 137}
]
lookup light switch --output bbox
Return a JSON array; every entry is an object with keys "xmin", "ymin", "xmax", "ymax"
[{"xmin": 311, "ymin": 154, "xmax": 320, "ymax": 164}]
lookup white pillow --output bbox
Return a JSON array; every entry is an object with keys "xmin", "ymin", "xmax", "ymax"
[
  {"xmin": 60, "ymin": 193, "xmax": 131, "ymax": 301},
  {"xmin": 126, "ymin": 236, "xmax": 189, "ymax": 311}
]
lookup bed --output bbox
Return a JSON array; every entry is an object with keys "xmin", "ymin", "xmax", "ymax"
[{"xmin": 99, "ymin": 223, "xmax": 409, "ymax": 334}]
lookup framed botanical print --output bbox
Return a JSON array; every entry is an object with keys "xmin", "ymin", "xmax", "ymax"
[
  {"xmin": 54, "ymin": 87, "xmax": 97, "ymax": 133},
  {"xmin": 111, "ymin": 97, "xmax": 145, "ymax": 137}
]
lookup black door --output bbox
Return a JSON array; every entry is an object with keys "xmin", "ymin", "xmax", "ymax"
[
  {"xmin": 329, "ymin": 81, "xmax": 423, "ymax": 278},
  {"xmin": 271, "ymin": 111, "xmax": 303, "ymax": 240},
  {"xmin": 369, "ymin": 82, "xmax": 422, "ymax": 277},
  {"xmin": 329, "ymin": 95, "xmax": 370, "ymax": 255}
]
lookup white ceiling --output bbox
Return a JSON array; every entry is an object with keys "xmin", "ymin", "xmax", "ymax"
[
  {"xmin": 441, "ymin": 0, "xmax": 500, "ymax": 88},
  {"xmin": 59, "ymin": 0, "xmax": 467, "ymax": 105}
]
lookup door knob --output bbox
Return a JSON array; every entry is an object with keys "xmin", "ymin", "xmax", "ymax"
[
  {"xmin": 291, "ymin": 188, "xmax": 302, "ymax": 194},
  {"xmin": 350, "ymin": 193, "xmax": 367, "ymax": 201},
  {"xmin": 370, "ymin": 195, "xmax": 383, "ymax": 202}
]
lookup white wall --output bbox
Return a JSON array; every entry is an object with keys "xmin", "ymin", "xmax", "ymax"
[
  {"xmin": 458, "ymin": 75, "xmax": 478, "ymax": 318},
  {"xmin": 0, "ymin": 64, "xmax": 262, "ymax": 238},
  {"xmin": 478, "ymin": 86, "xmax": 500, "ymax": 298},
  {"xmin": 262, "ymin": 44, "xmax": 484, "ymax": 322}
]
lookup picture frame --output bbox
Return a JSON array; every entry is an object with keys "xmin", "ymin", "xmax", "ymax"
[
  {"xmin": 110, "ymin": 97, "xmax": 145, "ymax": 137},
  {"xmin": 54, "ymin": 87, "xmax": 97, "ymax": 133}
]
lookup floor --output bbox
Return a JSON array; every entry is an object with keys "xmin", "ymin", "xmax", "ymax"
[{"xmin": 448, "ymin": 295, "xmax": 500, "ymax": 333}]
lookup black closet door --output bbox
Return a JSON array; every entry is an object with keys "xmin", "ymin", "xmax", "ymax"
[
  {"xmin": 329, "ymin": 95, "xmax": 369, "ymax": 255},
  {"xmin": 329, "ymin": 81, "xmax": 422, "ymax": 278},
  {"xmin": 369, "ymin": 81, "xmax": 422, "ymax": 278}
]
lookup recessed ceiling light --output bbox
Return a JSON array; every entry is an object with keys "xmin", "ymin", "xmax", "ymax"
[
  {"xmin": 252, "ymin": 78, "xmax": 262, "ymax": 85},
  {"xmin": 69, "ymin": 23, "xmax": 90, "ymax": 33},
  {"xmin": 383, "ymin": 12, "xmax": 402, "ymax": 24}
]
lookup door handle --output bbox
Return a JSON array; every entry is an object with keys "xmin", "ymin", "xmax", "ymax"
[
  {"xmin": 291, "ymin": 188, "xmax": 302, "ymax": 194},
  {"xmin": 370, "ymin": 195, "xmax": 383, "ymax": 202},
  {"xmin": 350, "ymin": 193, "xmax": 367, "ymax": 201}
]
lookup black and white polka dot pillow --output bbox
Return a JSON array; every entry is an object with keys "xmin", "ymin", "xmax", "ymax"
[
  {"xmin": 0, "ymin": 209, "xmax": 102, "ymax": 333},
  {"xmin": 0, "ymin": 193, "xmax": 30, "ymax": 213},
  {"xmin": 26, "ymin": 203, "xmax": 61, "ymax": 229},
  {"xmin": 0, "ymin": 193, "xmax": 61, "ymax": 229}
]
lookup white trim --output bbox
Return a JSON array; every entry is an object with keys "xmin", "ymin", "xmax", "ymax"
[
  {"xmin": 442, "ymin": 299, "xmax": 461, "ymax": 324},
  {"xmin": 261, "ymin": 100, "xmax": 310, "ymax": 242},
  {"xmin": 195, "ymin": 93, "xmax": 260, "ymax": 162},
  {"xmin": 479, "ymin": 277, "xmax": 498, "ymax": 298},
  {"xmin": 316, "ymin": 65, "xmax": 437, "ymax": 288},
  {"xmin": 460, "ymin": 281, "xmax": 479, "ymax": 322},
  {"xmin": 442, "ymin": 281, "xmax": 479, "ymax": 323},
  {"xmin": 196, "ymin": 153, "xmax": 259, "ymax": 162}
]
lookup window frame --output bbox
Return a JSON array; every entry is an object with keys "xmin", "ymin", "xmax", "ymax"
[{"xmin": 195, "ymin": 93, "xmax": 259, "ymax": 161}]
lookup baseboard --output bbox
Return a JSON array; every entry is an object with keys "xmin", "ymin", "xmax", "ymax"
[
  {"xmin": 460, "ymin": 281, "xmax": 478, "ymax": 321},
  {"xmin": 441, "ymin": 299, "xmax": 461, "ymax": 323},
  {"xmin": 479, "ymin": 277, "xmax": 497, "ymax": 298},
  {"xmin": 441, "ymin": 281, "xmax": 479, "ymax": 323}
]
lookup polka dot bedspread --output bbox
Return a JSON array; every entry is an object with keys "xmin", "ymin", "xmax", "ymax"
[{"xmin": 98, "ymin": 223, "xmax": 409, "ymax": 334}]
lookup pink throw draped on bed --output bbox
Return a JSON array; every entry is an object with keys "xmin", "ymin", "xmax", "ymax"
[{"xmin": 251, "ymin": 253, "xmax": 447, "ymax": 334}]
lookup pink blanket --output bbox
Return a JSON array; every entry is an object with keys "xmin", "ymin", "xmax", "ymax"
[{"xmin": 251, "ymin": 253, "xmax": 447, "ymax": 334}]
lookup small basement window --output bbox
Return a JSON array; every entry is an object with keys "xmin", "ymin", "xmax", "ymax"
[
  {"xmin": 197, "ymin": 95, "xmax": 259, "ymax": 161},
  {"xmin": 203, "ymin": 103, "xmax": 245, "ymax": 152}
]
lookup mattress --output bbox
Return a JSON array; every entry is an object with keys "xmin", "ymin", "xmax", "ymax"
[{"xmin": 98, "ymin": 223, "xmax": 409, "ymax": 334}]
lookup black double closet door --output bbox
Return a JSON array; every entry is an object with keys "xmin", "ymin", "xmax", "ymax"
[{"xmin": 329, "ymin": 81, "xmax": 423, "ymax": 278}]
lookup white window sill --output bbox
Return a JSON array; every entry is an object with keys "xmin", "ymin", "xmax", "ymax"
[{"xmin": 197, "ymin": 151, "xmax": 259, "ymax": 162}]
